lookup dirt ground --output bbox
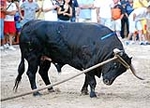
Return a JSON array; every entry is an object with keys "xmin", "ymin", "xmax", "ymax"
[{"xmin": 1, "ymin": 43, "xmax": 150, "ymax": 108}]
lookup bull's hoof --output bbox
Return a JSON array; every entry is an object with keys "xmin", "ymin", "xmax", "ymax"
[
  {"xmin": 33, "ymin": 92, "xmax": 42, "ymax": 96},
  {"xmin": 48, "ymin": 87, "xmax": 55, "ymax": 93},
  {"xmin": 81, "ymin": 89, "xmax": 89, "ymax": 95},
  {"xmin": 90, "ymin": 92, "xmax": 97, "ymax": 98}
]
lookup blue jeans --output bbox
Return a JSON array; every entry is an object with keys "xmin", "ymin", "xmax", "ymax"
[
  {"xmin": 70, "ymin": 17, "xmax": 76, "ymax": 22},
  {"xmin": 0, "ymin": 18, "xmax": 4, "ymax": 39},
  {"xmin": 58, "ymin": 19, "xmax": 70, "ymax": 22}
]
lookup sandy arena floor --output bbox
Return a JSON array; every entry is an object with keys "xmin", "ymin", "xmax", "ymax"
[{"xmin": 1, "ymin": 43, "xmax": 150, "ymax": 108}]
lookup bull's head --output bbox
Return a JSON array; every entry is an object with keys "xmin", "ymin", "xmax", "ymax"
[{"xmin": 101, "ymin": 48, "xmax": 143, "ymax": 85}]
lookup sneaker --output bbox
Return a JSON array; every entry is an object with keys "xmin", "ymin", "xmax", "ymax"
[
  {"xmin": 0, "ymin": 46, "xmax": 4, "ymax": 50},
  {"xmin": 130, "ymin": 41, "xmax": 135, "ymax": 45},
  {"xmin": 139, "ymin": 41, "xmax": 145, "ymax": 45},
  {"xmin": 3, "ymin": 43, "xmax": 10, "ymax": 49},
  {"xmin": 146, "ymin": 42, "xmax": 150, "ymax": 45},
  {"xmin": 9, "ymin": 46, "xmax": 16, "ymax": 51},
  {"xmin": 145, "ymin": 41, "xmax": 150, "ymax": 45},
  {"xmin": 125, "ymin": 41, "xmax": 130, "ymax": 45}
]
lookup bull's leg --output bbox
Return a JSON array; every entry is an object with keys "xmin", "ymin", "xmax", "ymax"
[
  {"xmin": 39, "ymin": 60, "xmax": 54, "ymax": 92},
  {"xmin": 13, "ymin": 59, "xmax": 25, "ymax": 92},
  {"xmin": 26, "ymin": 56, "xmax": 40, "ymax": 96},
  {"xmin": 88, "ymin": 75, "xmax": 97, "ymax": 98},
  {"xmin": 81, "ymin": 75, "xmax": 89, "ymax": 95}
]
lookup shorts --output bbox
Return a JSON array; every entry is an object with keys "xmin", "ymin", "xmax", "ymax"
[
  {"xmin": 111, "ymin": 19, "xmax": 121, "ymax": 31},
  {"xmin": 20, "ymin": 19, "xmax": 31, "ymax": 27},
  {"xmin": 4, "ymin": 21, "xmax": 16, "ymax": 34},
  {"xmin": 129, "ymin": 19, "xmax": 142, "ymax": 33},
  {"xmin": 0, "ymin": 18, "xmax": 4, "ymax": 39}
]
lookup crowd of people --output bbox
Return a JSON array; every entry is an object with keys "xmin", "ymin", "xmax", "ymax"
[{"xmin": 0, "ymin": 0, "xmax": 150, "ymax": 50}]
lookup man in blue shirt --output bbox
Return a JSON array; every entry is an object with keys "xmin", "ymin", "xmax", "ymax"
[
  {"xmin": 20, "ymin": 0, "xmax": 39, "ymax": 26},
  {"xmin": 78, "ymin": 0, "xmax": 94, "ymax": 22},
  {"xmin": 120, "ymin": 0, "xmax": 134, "ymax": 38}
]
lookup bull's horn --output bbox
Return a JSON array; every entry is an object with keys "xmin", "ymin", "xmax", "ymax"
[
  {"xmin": 130, "ymin": 64, "xmax": 144, "ymax": 80},
  {"xmin": 113, "ymin": 48, "xmax": 121, "ymax": 54}
]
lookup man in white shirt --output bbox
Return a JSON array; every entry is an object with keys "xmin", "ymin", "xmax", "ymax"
[
  {"xmin": 95, "ymin": 0, "xmax": 114, "ymax": 29},
  {"xmin": 128, "ymin": 6, "xmax": 150, "ymax": 45},
  {"xmin": 42, "ymin": 0, "xmax": 59, "ymax": 21},
  {"xmin": 4, "ymin": 0, "xmax": 17, "ymax": 50}
]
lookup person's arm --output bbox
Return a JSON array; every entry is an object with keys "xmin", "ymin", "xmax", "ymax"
[
  {"xmin": 96, "ymin": 7, "xmax": 100, "ymax": 23},
  {"xmin": 42, "ymin": 5, "xmax": 58, "ymax": 12},
  {"xmin": 19, "ymin": 3, "xmax": 24, "ymax": 19},
  {"xmin": 57, "ymin": 6, "xmax": 67, "ymax": 14},
  {"xmin": 79, "ymin": 3, "xmax": 94, "ymax": 9},
  {"xmin": 120, "ymin": 5, "xmax": 125, "ymax": 19},
  {"xmin": 74, "ymin": 0, "xmax": 80, "ymax": 16},
  {"xmin": 133, "ymin": 13, "xmax": 136, "ymax": 21},
  {"xmin": 63, "ymin": 6, "xmax": 72, "ymax": 17},
  {"xmin": 139, "ymin": 0, "xmax": 148, "ymax": 7},
  {"xmin": 15, "ymin": 2, "xmax": 22, "ymax": 20},
  {"xmin": 5, "ymin": 3, "xmax": 16, "ymax": 16},
  {"xmin": 35, "ymin": 3, "xmax": 40, "ymax": 12}
]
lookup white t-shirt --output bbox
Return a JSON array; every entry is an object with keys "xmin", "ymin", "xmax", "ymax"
[
  {"xmin": 4, "ymin": 2, "xmax": 17, "ymax": 21},
  {"xmin": 129, "ymin": 7, "xmax": 148, "ymax": 21},
  {"xmin": 42, "ymin": 0, "xmax": 57, "ymax": 21},
  {"xmin": 94, "ymin": 0, "xmax": 114, "ymax": 19}
]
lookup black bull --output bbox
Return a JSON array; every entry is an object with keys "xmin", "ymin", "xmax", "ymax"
[{"xmin": 14, "ymin": 20, "xmax": 132, "ymax": 98}]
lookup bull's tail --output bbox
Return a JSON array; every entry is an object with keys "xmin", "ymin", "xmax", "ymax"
[{"xmin": 13, "ymin": 54, "xmax": 25, "ymax": 92}]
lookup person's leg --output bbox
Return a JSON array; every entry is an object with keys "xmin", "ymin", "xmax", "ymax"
[
  {"xmin": 4, "ymin": 21, "xmax": 10, "ymax": 48},
  {"xmin": 136, "ymin": 21, "xmax": 144, "ymax": 44},
  {"xmin": 115, "ymin": 19, "xmax": 122, "ymax": 39},
  {"xmin": 121, "ymin": 17, "xmax": 126, "ymax": 38},
  {"xmin": 125, "ymin": 19, "xmax": 136, "ymax": 45},
  {"xmin": 0, "ymin": 19, "xmax": 4, "ymax": 46},
  {"xmin": 8, "ymin": 21, "xmax": 16, "ymax": 50},
  {"xmin": 105, "ymin": 18, "xmax": 113, "ymax": 30},
  {"xmin": 126, "ymin": 18, "xmax": 129, "ymax": 38}
]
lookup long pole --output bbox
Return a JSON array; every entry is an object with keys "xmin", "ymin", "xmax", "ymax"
[{"xmin": 1, "ymin": 56, "xmax": 118, "ymax": 102}]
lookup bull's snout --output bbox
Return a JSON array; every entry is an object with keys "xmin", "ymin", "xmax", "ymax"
[{"xmin": 103, "ymin": 79, "xmax": 111, "ymax": 85}]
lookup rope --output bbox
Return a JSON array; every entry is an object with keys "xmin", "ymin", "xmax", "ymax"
[{"xmin": 1, "ymin": 56, "xmax": 118, "ymax": 102}]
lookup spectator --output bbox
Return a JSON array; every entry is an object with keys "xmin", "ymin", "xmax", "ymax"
[
  {"xmin": 133, "ymin": 0, "xmax": 148, "ymax": 43},
  {"xmin": 57, "ymin": 0, "xmax": 72, "ymax": 22},
  {"xmin": 20, "ymin": 0, "xmax": 39, "ymax": 26},
  {"xmin": 120, "ymin": 0, "xmax": 134, "ymax": 38},
  {"xmin": 14, "ymin": 0, "xmax": 22, "ymax": 44},
  {"xmin": 111, "ymin": 0, "xmax": 125, "ymax": 39},
  {"xmin": 42, "ymin": 0, "xmax": 59, "ymax": 21},
  {"xmin": 4, "ymin": 0, "xmax": 17, "ymax": 50},
  {"xmin": 0, "ymin": 0, "xmax": 6, "ymax": 50},
  {"xmin": 78, "ymin": 0, "xmax": 94, "ymax": 22},
  {"xmin": 95, "ymin": 0, "xmax": 114, "ymax": 29},
  {"xmin": 70, "ymin": 0, "xmax": 80, "ymax": 22},
  {"xmin": 127, "ymin": 6, "xmax": 150, "ymax": 45}
]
